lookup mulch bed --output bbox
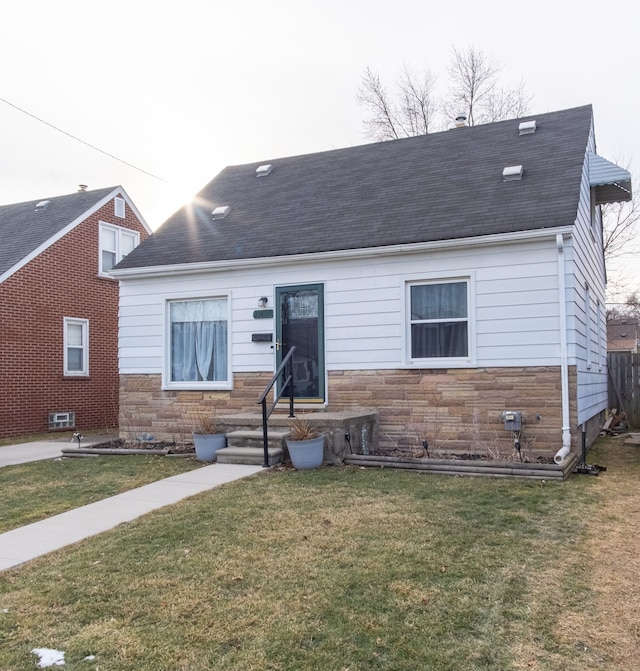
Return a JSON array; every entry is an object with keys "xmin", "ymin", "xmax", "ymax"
[{"xmin": 91, "ymin": 439, "xmax": 195, "ymax": 455}]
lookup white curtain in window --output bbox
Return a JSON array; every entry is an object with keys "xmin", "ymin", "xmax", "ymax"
[
  {"xmin": 411, "ymin": 283, "xmax": 468, "ymax": 358},
  {"xmin": 170, "ymin": 300, "xmax": 227, "ymax": 381}
]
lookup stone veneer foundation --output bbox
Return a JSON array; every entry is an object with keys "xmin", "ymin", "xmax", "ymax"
[{"xmin": 120, "ymin": 366, "xmax": 582, "ymax": 459}]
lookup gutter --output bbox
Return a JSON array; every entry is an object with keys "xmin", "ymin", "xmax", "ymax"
[
  {"xmin": 111, "ymin": 226, "xmax": 575, "ymax": 280},
  {"xmin": 554, "ymin": 233, "xmax": 572, "ymax": 462}
]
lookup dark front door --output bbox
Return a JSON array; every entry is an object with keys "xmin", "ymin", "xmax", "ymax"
[{"xmin": 276, "ymin": 284, "xmax": 325, "ymax": 402}]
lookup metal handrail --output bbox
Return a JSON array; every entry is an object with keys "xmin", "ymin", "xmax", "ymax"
[{"xmin": 257, "ymin": 346, "xmax": 296, "ymax": 467}]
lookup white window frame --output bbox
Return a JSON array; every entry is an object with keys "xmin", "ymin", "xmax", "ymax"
[
  {"xmin": 99, "ymin": 222, "xmax": 139, "ymax": 276},
  {"xmin": 163, "ymin": 293, "xmax": 232, "ymax": 390},
  {"xmin": 114, "ymin": 196, "xmax": 125, "ymax": 218},
  {"xmin": 64, "ymin": 317, "xmax": 89, "ymax": 376},
  {"xmin": 403, "ymin": 274, "xmax": 475, "ymax": 368}
]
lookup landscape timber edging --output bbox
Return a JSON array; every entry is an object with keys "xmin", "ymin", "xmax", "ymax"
[{"xmin": 344, "ymin": 452, "xmax": 578, "ymax": 480}]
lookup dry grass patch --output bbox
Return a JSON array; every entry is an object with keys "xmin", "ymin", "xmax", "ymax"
[
  {"xmin": 0, "ymin": 457, "xmax": 626, "ymax": 670},
  {"xmin": 0, "ymin": 455, "xmax": 202, "ymax": 532}
]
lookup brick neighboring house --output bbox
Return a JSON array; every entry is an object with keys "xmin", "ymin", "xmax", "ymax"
[{"xmin": 0, "ymin": 186, "xmax": 151, "ymax": 439}]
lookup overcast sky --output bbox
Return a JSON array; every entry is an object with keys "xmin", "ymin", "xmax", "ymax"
[{"xmin": 1, "ymin": 0, "xmax": 638, "ymax": 292}]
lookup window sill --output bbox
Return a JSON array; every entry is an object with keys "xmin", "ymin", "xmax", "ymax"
[
  {"xmin": 63, "ymin": 374, "xmax": 91, "ymax": 380},
  {"xmin": 97, "ymin": 273, "xmax": 118, "ymax": 282}
]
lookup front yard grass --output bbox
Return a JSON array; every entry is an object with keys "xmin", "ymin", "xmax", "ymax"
[
  {"xmin": 0, "ymin": 456, "xmax": 202, "ymax": 533},
  {"xmin": 1, "ymin": 436, "xmax": 638, "ymax": 670}
]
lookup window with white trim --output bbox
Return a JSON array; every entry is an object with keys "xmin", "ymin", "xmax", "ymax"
[
  {"xmin": 114, "ymin": 196, "xmax": 125, "ymax": 218},
  {"xmin": 99, "ymin": 222, "xmax": 139, "ymax": 274},
  {"xmin": 408, "ymin": 280, "xmax": 469, "ymax": 361},
  {"xmin": 64, "ymin": 318, "xmax": 89, "ymax": 376},
  {"xmin": 167, "ymin": 298, "xmax": 229, "ymax": 388}
]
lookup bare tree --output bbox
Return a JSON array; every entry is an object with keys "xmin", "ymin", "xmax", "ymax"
[
  {"xmin": 358, "ymin": 46, "xmax": 531, "ymax": 139},
  {"xmin": 357, "ymin": 65, "xmax": 437, "ymax": 141},
  {"xmin": 602, "ymin": 179, "xmax": 639, "ymax": 262}
]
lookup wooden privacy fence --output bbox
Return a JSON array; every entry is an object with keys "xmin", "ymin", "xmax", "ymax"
[{"xmin": 608, "ymin": 352, "xmax": 640, "ymax": 428}]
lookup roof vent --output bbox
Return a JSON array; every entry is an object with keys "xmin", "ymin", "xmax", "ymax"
[
  {"xmin": 212, "ymin": 206, "xmax": 231, "ymax": 219},
  {"xmin": 35, "ymin": 200, "xmax": 51, "ymax": 211},
  {"xmin": 502, "ymin": 165, "xmax": 524, "ymax": 181},
  {"xmin": 518, "ymin": 120, "xmax": 537, "ymax": 135},
  {"xmin": 454, "ymin": 113, "xmax": 467, "ymax": 128},
  {"xmin": 78, "ymin": 184, "xmax": 88, "ymax": 192},
  {"xmin": 256, "ymin": 164, "xmax": 273, "ymax": 177}
]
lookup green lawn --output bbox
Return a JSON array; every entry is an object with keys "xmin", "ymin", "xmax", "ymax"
[
  {"xmin": 0, "ymin": 444, "xmax": 621, "ymax": 671},
  {"xmin": 0, "ymin": 456, "xmax": 202, "ymax": 533}
]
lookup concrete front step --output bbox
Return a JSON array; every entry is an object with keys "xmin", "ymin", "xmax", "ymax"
[
  {"xmin": 226, "ymin": 429, "xmax": 290, "ymax": 449},
  {"xmin": 216, "ymin": 446, "xmax": 284, "ymax": 466}
]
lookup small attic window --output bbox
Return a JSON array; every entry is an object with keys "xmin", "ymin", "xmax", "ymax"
[
  {"xmin": 212, "ymin": 206, "xmax": 231, "ymax": 219},
  {"xmin": 502, "ymin": 165, "xmax": 524, "ymax": 181},
  {"xmin": 35, "ymin": 200, "xmax": 51, "ymax": 211},
  {"xmin": 114, "ymin": 196, "xmax": 125, "ymax": 218},
  {"xmin": 256, "ymin": 164, "xmax": 273, "ymax": 177},
  {"xmin": 518, "ymin": 120, "xmax": 537, "ymax": 135}
]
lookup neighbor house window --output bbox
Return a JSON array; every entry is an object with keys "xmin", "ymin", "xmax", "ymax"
[
  {"xmin": 408, "ymin": 280, "xmax": 469, "ymax": 360},
  {"xmin": 99, "ymin": 222, "xmax": 139, "ymax": 274},
  {"xmin": 64, "ymin": 318, "xmax": 89, "ymax": 376},
  {"xmin": 114, "ymin": 196, "xmax": 125, "ymax": 218},
  {"xmin": 168, "ymin": 298, "xmax": 229, "ymax": 386}
]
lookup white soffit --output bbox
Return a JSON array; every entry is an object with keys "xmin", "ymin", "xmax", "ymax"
[{"xmin": 588, "ymin": 152, "xmax": 632, "ymax": 204}]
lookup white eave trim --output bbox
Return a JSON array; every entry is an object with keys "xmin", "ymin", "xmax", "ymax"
[{"xmin": 110, "ymin": 226, "xmax": 574, "ymax": 279}]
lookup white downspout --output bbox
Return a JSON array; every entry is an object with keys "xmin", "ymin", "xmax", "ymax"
[{"xmin": 554, "ymin": 233, "xmax": 572, "ymax": 463}]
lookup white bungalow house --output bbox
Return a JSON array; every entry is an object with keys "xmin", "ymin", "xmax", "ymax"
[{"xmin": 111, "ymin": 105, "xmax": 632, "ymax": 462}]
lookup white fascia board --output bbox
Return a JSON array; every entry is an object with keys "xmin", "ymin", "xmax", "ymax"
[{"xmin": 110, "ymin": 226, "xmax": 575, "ymax": 280}]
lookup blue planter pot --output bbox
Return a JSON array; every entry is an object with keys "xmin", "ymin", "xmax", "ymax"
[
  {"xmin": 286, "ymin": 435, "xmax": 325, "ymax": 469},
  {"xmin": 193, "ymin": 433, "xmax": 226, "ymax": 462}
]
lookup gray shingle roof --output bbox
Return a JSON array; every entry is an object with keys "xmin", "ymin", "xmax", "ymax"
[
  {"xmin": 0, "ymin": 187, "xmax": 117, "ymax": 277},
  {"xmin": 117, "ymin": 105, "xmax": 593, "ymax": 270}
]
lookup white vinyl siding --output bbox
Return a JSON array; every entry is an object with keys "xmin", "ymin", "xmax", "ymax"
[
  {"xmin": 117, "ymin": 237, "xmax": 564, "ymax": 379},
  {"xmin": 99, "ymin": 222, "xmax": 139, "ymax": 275},
  {"xmin": 64, "ymin": 317, "xmax": 89, "ymax": 376}
]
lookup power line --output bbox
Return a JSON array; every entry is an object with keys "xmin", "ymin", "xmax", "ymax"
[{"xmin": 0, "ymin": 96, "xmax": 167, "ymax": 182}]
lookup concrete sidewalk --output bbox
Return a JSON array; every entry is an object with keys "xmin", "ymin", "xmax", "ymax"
[
  {"xmin": 0, "ymin": 433, "xmax": 117, "ymax": 467},
  {"xmin": 0, "ymin": 462, "xmax": 264, "ymax": 572}
]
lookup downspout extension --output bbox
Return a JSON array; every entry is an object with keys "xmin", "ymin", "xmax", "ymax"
[{"xmin": 556, "ymin": 234, "xmax": 572, "ymax": 453}]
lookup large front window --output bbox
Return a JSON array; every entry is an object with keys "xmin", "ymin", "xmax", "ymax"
[
  {"xmin": 169, "ymin": 299, "xmax": 228, "ymax": 385},
  {"xmin": 409, "ymin": 281, "xmax": 469, "ymax": 359}
]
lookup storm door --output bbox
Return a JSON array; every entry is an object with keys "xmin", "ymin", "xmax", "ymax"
[{"xmin": 275, "ymin": 284, "xmax": 325, "ymax": 402}]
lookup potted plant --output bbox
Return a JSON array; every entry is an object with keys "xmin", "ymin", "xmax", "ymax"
[
  {"xmin": 192, "ymin": 411, "xmax": 226, "ymax": 462},
  {"xmin": 286, "ymin": 419, "xmax": 324, "ymax": 469}
]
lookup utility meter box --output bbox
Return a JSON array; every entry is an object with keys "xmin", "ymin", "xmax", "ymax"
[{"xmin": 501, "ymin": 411, "xmax": 522, "ymax": 431}]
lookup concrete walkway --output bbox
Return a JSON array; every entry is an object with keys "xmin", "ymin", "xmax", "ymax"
[
  {"xmin": 0, "ymin": 439, "xmax": 264, "ymax": 572},
  {"xmin": 0, "ymin": 433, "xmax": 117, "ymax": 467}
]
